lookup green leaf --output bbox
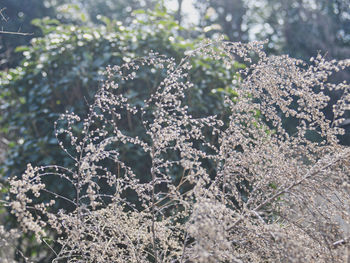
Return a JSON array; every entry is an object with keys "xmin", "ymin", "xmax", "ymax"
[
  {"xmin": 269, "ymin": 182, "xmax": 278, "ymax": 189},
  {"xmin": 80, "ymin": 13, "xmax": 87, "ymax": 22},
  {"xmin": 15, "ymin": 46, "xmax": 30, "ymax": 53}
]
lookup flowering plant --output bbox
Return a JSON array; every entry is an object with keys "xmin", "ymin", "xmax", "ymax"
[{"xmin": 7, "ymin": 40, "xmax": 350, "ymax": 262}]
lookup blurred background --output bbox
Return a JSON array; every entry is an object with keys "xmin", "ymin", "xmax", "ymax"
[{"xmin": 0, "ymin": 0, "xmax": 349, "ymax": 261}]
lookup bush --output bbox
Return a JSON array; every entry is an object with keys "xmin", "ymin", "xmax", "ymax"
[
  {"xmin": 1, "ymin": 10, "xmax": 243, "ymax": 259},
  {"xmin": 5, "ymin": 40, "xmax": 350, "ymax": 262}
]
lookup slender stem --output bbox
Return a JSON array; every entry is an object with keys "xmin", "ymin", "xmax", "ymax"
[
  {"xmin": 180, "ymin": 232, "xmax": 188, "ymax": 263},
  {"xmin": 40, "ymin": 189, "xmax": 77, "ymax": 206},
  {"xmin": 229, "ymin": 151, "xmax": 348, "ymax": 231},
  {"xmin": 253, "ymin": 156, "xmax": 343, "ymax": 212},
  {"xmin": 151, "ymin": 145, "xmax": 158, "ymax": 263}
]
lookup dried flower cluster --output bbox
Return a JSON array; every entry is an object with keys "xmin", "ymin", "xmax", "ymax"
[
  {"xmin": 7, "ymin": 40, "xmax": 350, "ymax": 262},
  {"xmin": 0, "ymin": 180, "xmax": 20, "ymax": 263},
  {"xmin": 0, "ymin": 224, "xmax": 20, "ymax": 262}
]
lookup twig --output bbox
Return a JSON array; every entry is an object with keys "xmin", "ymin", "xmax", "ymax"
[
  {"xmin": 0, "ymin": 7, "xmax": 8, "ymax": 22},
  {"xmin": 253, "ymin": 152, "xmax": 347, "ymax": 212},
  {"xmin": 0, "ymin": 30, "xmax": 33, "ymax": 36},
  {"xmin": 333, "ymin": 237, "xmax": 350, "ymax": 248},
  {"xmin": 0, "ymin": 7, "xmax": 32, "ymax": 35},
  {"xmin": 179, "ymin": 232, "xmax": 188, "ymax": 263},
  {"xmin": 229, "ymin": 150, "xmax": 349, "ymax": 231},
  {"xmin": 151, "ymin": 145, "xmax": 158, "ymax": 263}
]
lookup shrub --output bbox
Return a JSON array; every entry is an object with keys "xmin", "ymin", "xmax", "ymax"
[
  {"xmin": 6, "ymin": 40, "xmax": 350, "ymax": 262},
  {"xmin": 0, "ymin": 11, "xmax": 242, "ymax": 259}
]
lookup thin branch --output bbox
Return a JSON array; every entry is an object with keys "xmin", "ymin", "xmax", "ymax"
[
  {"xmin": 0, "ymin": 30, "xmax": 33, "ymax": 36},
  {"xmin": 229, "ymin": 150, "xmax": 349, "ymax": 231},
  {"xmin": 179, "ymin": 232, "xmax": 188, "ymax": 263},
  {"xmin": 253, "ymin": 153, "xmax": 347, "ymax": 212},
  {"xmin": 150, "ymin": 145, "xmax": 158, "ymax": 263},
  {"xmin": 0, "ymin": 8, "xmax": 8, "ymax": 22},
  {"xmin": 332, "ymin": 237, "xmax": 350, "ymax": 248},
  {"xmin": 0, "ymin": 7, "xmax": 32, "ymax": 35}
]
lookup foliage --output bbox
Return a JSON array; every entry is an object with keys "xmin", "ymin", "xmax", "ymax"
[
  {"xmin": 195, "ymin": 0, "xmax": 249, "ymax": 42},
  {"xmin": 0, "ymin": 0, "xmax": 158, "ymax": 69},
  {"xmin": 0, "ymin": 0, "xmax": 58, "ymax": 69},
  {"xmin": 73, "ymin": 0, "xmax": 156, "ymax": 25},
  {"xmin": 6, "ymin": 39, "xmax": 350, "ymax": 262},
  {"xmin": 0, "ymin": 7, "xmax": 240, "ymax": 177}
]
